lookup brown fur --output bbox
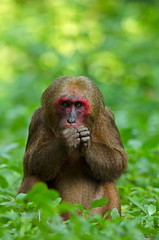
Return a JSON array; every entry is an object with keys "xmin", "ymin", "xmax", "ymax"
[{"xmin": 18, "ymin": 76, "xmax": 127, "ymax": 218}]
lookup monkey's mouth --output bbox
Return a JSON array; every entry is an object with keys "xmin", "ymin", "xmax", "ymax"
[
  {"xmin": 60, "ymin": 118, "xmax": 85, "ymax": 129},
  {"xmin": 64, "ymin": 122, "xmax": 79, "ymax": 128},
  {"xmin": 61, "ymin": 119, "xmax": 82, "ymax": 129}
]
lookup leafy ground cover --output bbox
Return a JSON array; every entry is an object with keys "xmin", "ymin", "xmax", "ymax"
[{"xmin": 0, "ymin": 0, "xmax": 159, "ymax": 239}]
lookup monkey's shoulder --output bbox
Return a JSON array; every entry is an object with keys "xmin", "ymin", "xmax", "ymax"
[
  {"xmin": 29, "ymin": 106, "xmax": 52, "ymax": 136},
  {"xmin": 30, "ymin": 107, "xmax": 43, "ymax": 124},
  {"xmin": 104, "ymin": 107, "xmax": 115, "ymax": 120},
  {"xmin": 26, "ymin": 107, "xmax": 53, "ymax": 150}
]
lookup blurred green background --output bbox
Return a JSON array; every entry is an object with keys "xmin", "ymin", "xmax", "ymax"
[
  {"xmin": 1, "ymin": 0, "xmax": 159, "ymax": 238},
  {"xmin": 0, "ymin": 0, "xmax": 159, "ymax": 196}
]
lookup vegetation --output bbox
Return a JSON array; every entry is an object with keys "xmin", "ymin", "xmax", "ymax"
[{"xmin": 0, "ymin": 0, "xmax": 159, "ymax": 239}]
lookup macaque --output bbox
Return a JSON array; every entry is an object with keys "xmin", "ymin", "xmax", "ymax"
[{"xmin": 18, "ymin": 76, "xmax": 127, "ymax": 218}]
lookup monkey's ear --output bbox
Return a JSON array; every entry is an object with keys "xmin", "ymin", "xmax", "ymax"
[{"xmin": 92, "ymin": 106, "xmax": 127, "ymax": 167}]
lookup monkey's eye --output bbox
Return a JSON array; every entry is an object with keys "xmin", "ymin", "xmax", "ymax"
[
  {"xmin": 61, "ymin": 101, "xmax": 70, "ymax": 108},
  {"xmin": 75, "ymin": 102, "xmax": 84, "ymax": 109}
]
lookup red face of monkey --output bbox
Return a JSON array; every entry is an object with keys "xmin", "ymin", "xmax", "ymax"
[{"xmin": 55, "ymin": 95, "xmax": 91, "ymax": 128}]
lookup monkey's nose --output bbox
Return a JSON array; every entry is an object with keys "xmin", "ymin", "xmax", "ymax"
[
  {"xmin": 67, "ymin": 118, "xmax": 76, "ymax": 124},
  {"xmin": 67, "ymin": 108, "xmax": 77, "ymax": 124}
]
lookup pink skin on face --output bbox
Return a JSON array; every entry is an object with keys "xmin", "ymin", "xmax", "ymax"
[{"xmin": 55, "ymin": 96, "xmax": 90, "ymax": 128}]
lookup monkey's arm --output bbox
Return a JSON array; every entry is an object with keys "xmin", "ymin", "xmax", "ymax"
[
  {"xmin": 85, "ymin": 142, "xmax": 127, "ymax": 181},
  {"xmin": 84, "ymin": 107, "xmax": 127, "ymax": 182},
  {"xmin": 23, "ymin": 108, "xmax": 79, "ymax": 181}
]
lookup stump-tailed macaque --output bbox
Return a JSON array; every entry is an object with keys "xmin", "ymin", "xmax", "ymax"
[{"xmin": 18, "ymin": 76, "xmax": 127, "ymax": 218}]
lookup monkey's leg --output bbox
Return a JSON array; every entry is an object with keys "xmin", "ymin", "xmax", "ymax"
[
  {"xmin": 104, "ymin": 182, "xmax": 121, "ymax": 218},
  {"xmin": 18, "ymin": 176, "xmax": 41, "ymax": 194},
  {"xmin": 91, "ymin": 182, "xmax": 121, "ymax": 218}
]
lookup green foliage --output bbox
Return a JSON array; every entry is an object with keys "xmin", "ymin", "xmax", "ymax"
[
  {"xmin": 0, "ymin": 0, "xmax": 159, "ymax": 239},
  {"xmin": 0, "ymin": 183, "xmax": 148, "ymax": 240}
]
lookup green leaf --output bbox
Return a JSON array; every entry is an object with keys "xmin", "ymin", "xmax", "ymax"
[
  {"xmin": 83, "ymin": 210, "xmax": 91, "ymax": 215},
  {"xmin": 88, "ymin": 198, "xmax": 109, "ymax": 210},
  {"xmin": 145, "ymin": 215, "xmax": 154, "ymax": 228},
  {"xmin": 16, "ymin": 193, "xmax": 27, "ymax": 202},
  {"xmin": 111, "ymin": 208, "xmax": 120, "ymax": 219},
  {"xmin": 27, "ymin": 182, "xmax": 59, "ymax": 202},
  {"xmin": 104, "ymin": 210, "xmax": 111, "ymax": 218},
  {"xmin": 54, "ymin": 197, "xmax": 62, "ymax": 204},
  {"xmin": 4, "ymin": 211, "xmax": 19, "ymax": 221},
  {"xmin": 75, "ymin": 203, "xmax": 84, "ymax": 212},
  {"xmin": 58, "ymin": 201, "xmax": 74, "ymax": 214},
  {"xmin": 147, "ymin": 204, "xmax": 156, "ymax": 216},
  {"xmin": 128, "ymin": 197, "xmax": 147, "ymax": 214}
]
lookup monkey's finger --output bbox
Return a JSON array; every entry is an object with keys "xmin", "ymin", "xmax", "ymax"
[
  {"xmin": 72, "ymin": 133, "xmax": 80, "ymax": 139},
  {"xmin": 79, "ymin": 131, "xmax": 90, "ymax": 137},
  {"xmin": 77, "ymin": 125, "xmax": 84, "ymax": 130},
  {"xmin": 63, "ymin": 128, "xmax": 73, "ymax": 134},
  {"xmin": 63, "ymin": 128, "xmax": 77, "ymax": 136},
  {"xmin": 74, "ymin": 138, "xmax": 80, "ymax": 147},
  {"xmin": 78, "ymin": 126, "xmax": 88, "ymax": 131},
  {"xmin": 81, "ymin": 136, "xmax": 90, "ymax": 143},
  {"xmin": 77, "ymin": 126, "xmax": 88, "ymax": 133}
]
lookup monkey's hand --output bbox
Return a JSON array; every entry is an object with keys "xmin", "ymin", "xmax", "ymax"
[
  {"xmin": 77, "ymin": 126, "xmax": 90, "ymax": 155},
  {"xmin": 61, "ymin": 128, "xmax": 80, "ymax": 153}
]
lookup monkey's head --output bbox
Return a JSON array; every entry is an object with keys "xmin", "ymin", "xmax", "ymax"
[{"xmin": 41, "ymin": 76, "xmax": 105, "ymax": 131}]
